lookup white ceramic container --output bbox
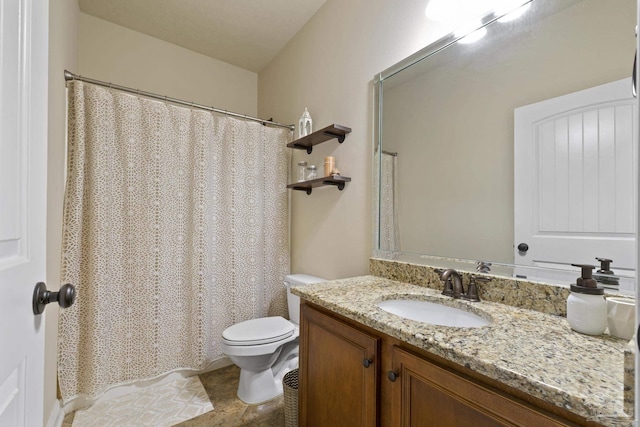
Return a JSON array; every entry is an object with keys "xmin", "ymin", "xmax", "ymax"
[{"xmin": 606, "ymin": 297, "xmax": 635, "ymax": 340}]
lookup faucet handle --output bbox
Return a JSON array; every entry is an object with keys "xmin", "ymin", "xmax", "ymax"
[
  {"xmin": 476, "ymin": 261, "xmax": 492, "ymax": 273},
  {"xmin": 442, "ymin": 277, "xmax": 454, "ymax": 296},
  {"xmin": 472, "ymin": 275, "xmax": 491, "ymax": 283},
  {"xmin": 462, "ymin": 275, "xmax": 488, "ymax": 302}
]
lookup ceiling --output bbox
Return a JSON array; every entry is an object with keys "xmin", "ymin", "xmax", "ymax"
[{"xmin": 78, "ymin": 0, "xmax": 326, "ymax": 73}]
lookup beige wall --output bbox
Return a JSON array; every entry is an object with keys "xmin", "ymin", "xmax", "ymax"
[
  {"xmin": 78, "ymin": 13, "xmax": 258, "ymax": 116},
  {"xmin": 258, "ymin": 0, "xmax": 456, "ymax": 279},
  {"xmin": 46, "ymin": 0, "xmax": 79, "ymax": 423}
]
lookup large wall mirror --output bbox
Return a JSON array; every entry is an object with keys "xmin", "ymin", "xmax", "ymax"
[{"xmin": 373, "ymin": 0, "xmax": 637, "ymax": 292}]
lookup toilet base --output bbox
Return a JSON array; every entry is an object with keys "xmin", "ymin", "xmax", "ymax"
[
  {"xmin": 237, "ymin": 368, "xmax": 284, "ymax": 404},
  {"xmin": 235, "ymin": 342, "xmax": 299, "ymax": 404}
]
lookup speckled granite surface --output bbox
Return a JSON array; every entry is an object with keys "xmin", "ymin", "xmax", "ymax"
[
  {"xmin": 292, "ymin": 276, "xmax": 633, "ymax": 426},
  {"xmin": 370, "ymin": 258, "xmax": 573, "ymax": 316}
]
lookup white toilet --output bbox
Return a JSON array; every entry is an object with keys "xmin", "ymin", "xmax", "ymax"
[{"xmin": 221, "ymin": 274, "xmax": 325, "ymax": 404}]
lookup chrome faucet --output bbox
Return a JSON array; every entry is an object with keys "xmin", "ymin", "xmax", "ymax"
[{"xmin": 440, "ymin": 269, "xmax": 464, "ymax": 298}]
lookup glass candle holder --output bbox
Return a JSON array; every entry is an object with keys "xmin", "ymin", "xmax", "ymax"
[
  {"xmin": 297, "ymin": 161, "xmax": 307, "ymax": 182},
  {"xmin": 306, "ymin": 165, "xmax": 317, "ymax": 180}
]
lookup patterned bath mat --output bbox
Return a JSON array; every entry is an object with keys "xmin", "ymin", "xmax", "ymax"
[{"xmin": 72, "ymin": 376, "xmax": 213, "ymax": 427}]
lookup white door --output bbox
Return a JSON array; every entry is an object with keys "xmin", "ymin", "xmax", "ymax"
[
  {"xmin": 514, "ymin": 78, "xmax": 637, "ymax": 274},
  {"xmin": 0, "ymin": 1, "xmax": 49, "ymax": 426}
]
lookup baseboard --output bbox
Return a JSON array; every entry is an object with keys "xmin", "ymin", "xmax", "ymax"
[{"xmin": 45, "ymin": 399, "xmax": 65, "ymax": 427}]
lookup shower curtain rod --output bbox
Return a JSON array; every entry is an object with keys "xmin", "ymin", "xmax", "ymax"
[{"xmin": 63, "ymin": 70, "xmax": 295, "ymax": 131}]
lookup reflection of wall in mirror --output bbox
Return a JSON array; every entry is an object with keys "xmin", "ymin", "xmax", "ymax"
[{"xmin": 380, "ymin": 0, "xmax": 635, "ymax": 265}]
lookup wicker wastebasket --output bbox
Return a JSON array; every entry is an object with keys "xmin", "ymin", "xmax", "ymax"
[{"xmin": 283, "ymin": 368, "xmax": 299, "ymax": 427}]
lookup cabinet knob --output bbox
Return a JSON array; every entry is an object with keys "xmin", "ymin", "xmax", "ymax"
[
  {"xmin": 387, "ymin": 371, "xmax": 398, "ymax": 382},
  {"xmin": 362, "ymin": 358, "xmax": 372, "ymax": 368}
]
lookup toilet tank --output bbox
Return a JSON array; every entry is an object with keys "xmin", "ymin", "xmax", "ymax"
[{"xmin": 284, "ymin": 274, "xmax": 326, "ymax": 325}]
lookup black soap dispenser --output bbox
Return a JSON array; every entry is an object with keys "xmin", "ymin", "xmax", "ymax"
[
  {"xmin": 595, "ymin": 257, "xmax": 619, "ymax": 288},
  {"xmin": 566, "ymin": 264, "xmax": 606, "ymax": 335}
]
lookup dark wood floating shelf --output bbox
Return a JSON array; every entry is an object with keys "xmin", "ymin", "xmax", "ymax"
[
  {"xmin": 287, "ymin": 124, "xmax": 352, "ymax": 154},
  {"xmin": 287, "ymin": 176, "xmax": 352, "ymax": 195}
]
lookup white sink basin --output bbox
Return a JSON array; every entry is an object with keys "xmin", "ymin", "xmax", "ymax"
[{"xmin": 377, "ymin": 299, "xmax": 491, "ymax": 328}]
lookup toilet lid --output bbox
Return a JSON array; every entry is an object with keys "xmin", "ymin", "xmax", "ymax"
[{"xmin": 222, "ymin": 316, "xmax": 295, "ymax": 346}]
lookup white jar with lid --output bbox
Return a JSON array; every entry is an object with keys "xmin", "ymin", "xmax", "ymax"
[{"xmin": 567, "ymin": 264, "xmax": 606, "ymax": 335}]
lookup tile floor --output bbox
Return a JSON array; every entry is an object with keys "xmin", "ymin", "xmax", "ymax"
[{"xmin": 62, "ymin": 365, "xmax": 286, "ymax": 427}]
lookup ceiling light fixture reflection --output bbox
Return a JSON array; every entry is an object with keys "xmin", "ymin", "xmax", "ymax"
[
  {"xmin": 424, "ymin": 0, "xmax": 497, "ymax": 22},
  {"xmin": 496, "ymin": 1, "xmax": 531, "ymax": 22},
  {"xmin": 425, "ymin": 0, "xmax": 464, "ymax": 22},
  {"xmin": 455, "ymin": 21, "xmax": 487, "ymax": 44}
]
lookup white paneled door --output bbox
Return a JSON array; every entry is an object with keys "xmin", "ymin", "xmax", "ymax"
[
  {"xmin": 514, "ymin": 79, "xmax": 637, "ymax": 273},
  {"xmin": 0, "ymin": 1, "xmax": 49, "ymax": 426}
]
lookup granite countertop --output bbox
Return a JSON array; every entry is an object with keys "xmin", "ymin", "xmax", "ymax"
[{"xmin": 292, "ymin": 275, "xmax": 633, "ymax": 426}]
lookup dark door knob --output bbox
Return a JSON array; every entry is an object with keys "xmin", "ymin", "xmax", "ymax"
[
  {"xmin": 387, "ymin": 371, "xmax": 398, "ymax": 382},
  {"xmin": 32, "ymin": 282, "xmax": 76, "ymax": 315},
  {"xmin": 362, "ymin": 358, "xmax": 372, "ymax": 368},
  {"xmin": 517, "ymin": 243, "xmax": 529, "ymax": 252}
]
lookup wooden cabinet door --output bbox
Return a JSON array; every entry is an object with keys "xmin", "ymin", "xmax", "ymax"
[
  {"xmin": 389, "ymin": 347, "xmax": 576, "ymax": 427},
  {"xmin": 299, "ymin": 304, "xmax": 379, "ymax": 427}
]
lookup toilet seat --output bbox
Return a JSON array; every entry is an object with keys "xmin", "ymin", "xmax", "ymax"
[
  {"xmin": 222, "ymin": 316, "xmax": 295, "ymax": 346},
  {"xmin": 221, "ymin": 316, "xmax": 300, "ymax": 356}
]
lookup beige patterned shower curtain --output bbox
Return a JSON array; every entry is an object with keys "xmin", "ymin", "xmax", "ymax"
[
  {"xmin": 58, "ymin": 81, "xmax": 291, "ymax": 405},
  {"xmin": 379, "ymin": 152, "xmax": 400, "ymax": 252}
]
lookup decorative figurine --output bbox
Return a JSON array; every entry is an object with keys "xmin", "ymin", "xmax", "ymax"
[{"xmin": 298, "ymin": 108, "xmax": 313, "ymax": 139}]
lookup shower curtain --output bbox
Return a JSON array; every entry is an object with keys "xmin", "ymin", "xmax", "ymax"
[
  {"xmin": 379, "ymin": 152, "xmax": 400, "ymax": 252},
  {"xmin": 58, "ymin": 81, "xmax": 291, "ymax": 405}
]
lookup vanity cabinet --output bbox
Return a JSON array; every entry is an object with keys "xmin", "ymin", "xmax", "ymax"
[
  {"xmin": 299, "ymin": 303, "xmax": 588, "ymax": 427},
  {"xmin": 299, "ymin": 303, "xmax": 379, "ymax": 427}
]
